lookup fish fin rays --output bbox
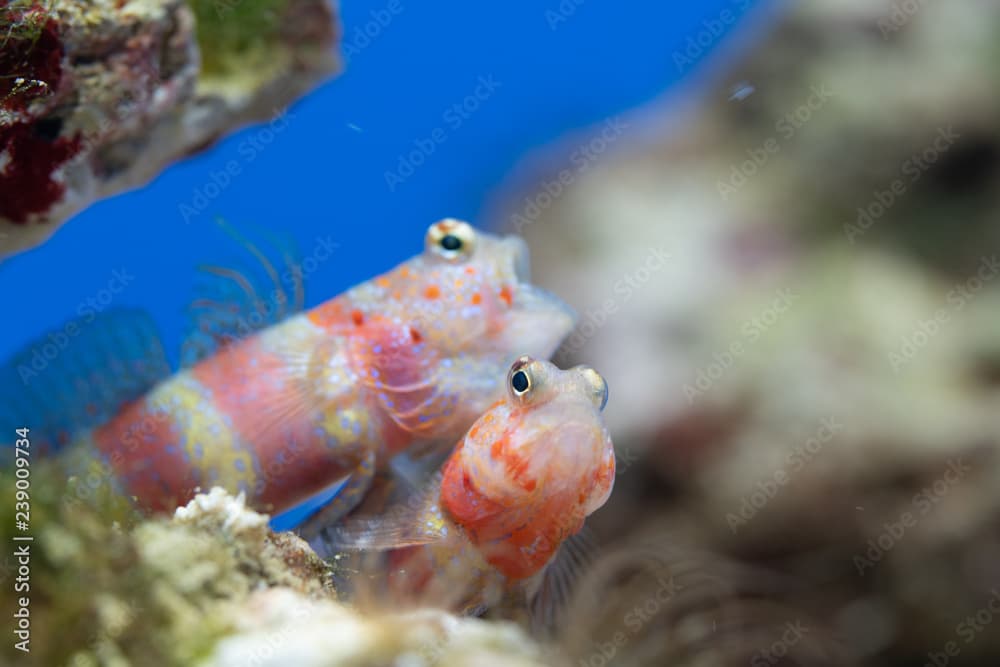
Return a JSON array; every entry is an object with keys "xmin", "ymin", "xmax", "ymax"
[
  {"xmin": 229, "ymin": 348, "xmax": 316, "ymax": 445},
  {"xmin": 351, "ymin": 321, "xmax": 456, "ymax": 439},
  {"xmin": 0, "ymin": 308, "xmax": 170, "ymax": 451},
  {"xmin": 181, "ymin": 219, "xmax": 305, "ymax": 367},
  {"xmin": 317, "ymin": 469, "xmax": 447, "ymax": 552},
  {"xmin": 529, "ymin": 526, "xmax": 599, "ymax": 637}
]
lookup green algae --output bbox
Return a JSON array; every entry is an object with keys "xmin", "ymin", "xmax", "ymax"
[
  {"xmin": 188, "ymin": 0, "xmax": 289, "ymax": 77},
  {"xmin": 0, "ymin": 463, "xmax": 333, "ymax": 666},
  {"xmin": 0, "ymin": 0, "xmax": 56, "ymax": 47},
  {"xmin": 0, "ymin": 0, "xmax": 59, "ymax": 122}
]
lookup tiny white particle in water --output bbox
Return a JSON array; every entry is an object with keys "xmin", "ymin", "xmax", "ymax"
[{"xmin": 729, "ymin": 81, "xmax": 756, "ymax": 101}]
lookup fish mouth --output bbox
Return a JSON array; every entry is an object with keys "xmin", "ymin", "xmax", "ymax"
[
  {"xmin": 504, "ymin": 235, "xmax": 532, "ymax": 283},
  {"xmin": 498, "ymin": 235, "xmax": 577, "ymax": 360}
]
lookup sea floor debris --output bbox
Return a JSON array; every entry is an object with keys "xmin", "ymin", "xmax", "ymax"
[{"xmin": 0, "ymin": 466, "xmax": 551, "ymax": 666}]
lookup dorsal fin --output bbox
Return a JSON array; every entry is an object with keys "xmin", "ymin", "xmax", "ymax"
[
  {"xmin": 0, "ymin": 308, "xmax": 170, "ymax": 452},
  {"xmin": 181, "ymin": 219, "xmax": 305, "ymax": 366}
]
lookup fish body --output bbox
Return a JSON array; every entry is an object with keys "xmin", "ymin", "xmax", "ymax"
[
  {"xmin": 27, "ymin": 220, "xmax": 575, "ymax": 528},
  {"xmin": 336, "ymin": 356, "xmax": 615, "ymax": 614}
]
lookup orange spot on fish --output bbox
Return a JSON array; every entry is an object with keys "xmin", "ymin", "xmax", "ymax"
[
  {"xmin": 376, "ymin": 276, "xmax": 390, "ymax": 288},
  {"xmin": 351, "ymin": 309, "xmax": 365, "ymax": 326},
  {"xmin": 392, "ymin": 291, "xmax": 401, "ymax": 300},
  {"xmin": 464, "ymin": 266, "xmax": 476, "ymax": 275},
  {"xmin": 424, "ymin": 284, "xmax": 441, "ymax": 299},
  {"xmin": 499, "ymin": 285, "xmax": 513, "ymax": 307},
  {"xmin": 409, "ymin": 327, "xmax": 422, "ymax": 343},
  {"xmin": 307, "ymin": 299, "xmax": 347, "ymax": 328},
  {"xmin": 454, "ymin": 278, "xmax": 463, "ymax": 289},
  {"xmin": 471, "ymin": 292, "xmax": 482, "ymax": 305},
  {"xmin": 507, "ymin": 452, "xmax": 530, "ymax": 482},
  {"xmin": 490, "ymin": 435, "xmax": 507, "ymax": 460}
]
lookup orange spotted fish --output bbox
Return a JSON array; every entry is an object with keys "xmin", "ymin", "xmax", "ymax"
[
  {"xmin": 327, "ymin": 356, "xmax": 615, "ymax": 616},
  {"xmin": 1, "ymin": 221, "xmax": 575, "ymax": 536}
]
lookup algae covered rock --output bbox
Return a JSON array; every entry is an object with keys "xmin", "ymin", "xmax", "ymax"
[
  {"xmin": 0, "ymin": 0, "xmax": 339, "ymax": 257},
  {"xmin": 0, "ymin": 465, "xmax": 549, "ymax": 666}
]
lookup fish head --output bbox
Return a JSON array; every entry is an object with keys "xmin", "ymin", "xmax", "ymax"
[
  {"xmin": 381, "ymin": 219, "xmax": 576, "ymax": 361},
  {"xmin": 357, "ymin": 220, "xmax": 577, "ymax": 446},
  {"xmin": 440, "ymin": 356, "xmax": 616, "ymax": 577}
]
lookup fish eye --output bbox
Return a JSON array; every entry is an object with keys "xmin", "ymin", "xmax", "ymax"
[
  {"xmin": 508, "ymin": 355, "xmax": 536, "ymax": 402},
  {"xmin": 511, "ymin": 370, "xmax": 530, "ymax": 394},
  {"xmin": 426, "ymin": 219, "xmax": 476, "ymax": 262}
]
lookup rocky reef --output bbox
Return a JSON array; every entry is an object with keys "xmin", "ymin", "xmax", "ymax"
[
  {"xmin": 0, "ymin": 465, "xmax": 551, "ymax": 666},
  {"xmin": 0, "ymin": 0, "xmax": 339, "ymax": 257},
  {"xmin": 490, "ymin": 0, "xmax": 1000, "ymax": 664}
]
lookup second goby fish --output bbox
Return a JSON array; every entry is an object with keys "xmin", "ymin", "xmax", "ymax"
[{"xmin": 326, "ymin": 356, "xmax": 615, "ymax": 617}]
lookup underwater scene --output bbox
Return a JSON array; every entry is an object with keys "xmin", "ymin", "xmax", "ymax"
[{"xmin": 3, "ymin": 0, "xmax": 1000, "ymax": 665}]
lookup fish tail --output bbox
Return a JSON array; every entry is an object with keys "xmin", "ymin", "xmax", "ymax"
[{"xmin": 0, "ymin": 308, "xmax": 170, "ymax": 455}]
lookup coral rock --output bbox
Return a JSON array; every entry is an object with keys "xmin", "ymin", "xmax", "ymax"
[{"xmin": 0, "ymin": 0, "xmax": 339, "ymax": 257}]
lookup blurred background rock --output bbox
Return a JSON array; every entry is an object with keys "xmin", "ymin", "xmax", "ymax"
[{"xmin": 488, "ymin": 0, "xmax": 1000, "ymax": 664}]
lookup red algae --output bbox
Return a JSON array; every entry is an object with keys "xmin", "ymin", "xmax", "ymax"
[
  {"xmin": 1, "ymin": 3, "xmax": 81, "ymax": 223},
  {"xmin": 0, "ymin": 123, "xmax": 82, "ymax": 223}
]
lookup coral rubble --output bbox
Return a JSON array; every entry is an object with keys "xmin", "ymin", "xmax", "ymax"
[{"xmin": 0, "ymin": 466, "xmax": 550, "ymax": 666}]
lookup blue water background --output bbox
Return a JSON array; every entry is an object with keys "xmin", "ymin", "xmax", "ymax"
[
  {"xmin": 0, "ymin": 0, "xmax": 769, "ymax": 523},
  {"xmin": 1, "ymin": 0, "xmax": 768, "ymax": 359}
]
